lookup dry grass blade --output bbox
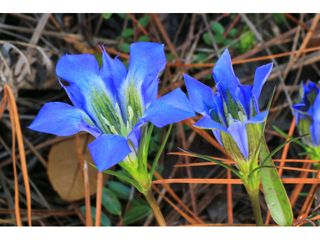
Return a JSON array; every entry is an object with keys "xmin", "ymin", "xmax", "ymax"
[
  {"xmin": 283, "ymin": 13, "xmax": 316, "ymax": 35},
  {"xmin": 5, "ymin": 84, "xmax": 31, "ymax": 226},
  {"xmin": 0, "ymin": 85, "xmax": 7, "ymax": 119},
  {"xmin": 75, "ymin": 134, "xmax": 92, "ymax": 226}
]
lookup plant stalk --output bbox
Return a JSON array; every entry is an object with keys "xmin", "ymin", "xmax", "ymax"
[
  {"xmin": 247, "ymin": 188, "xmax": 264, "ymax": 226},
  {"xmin": 143, "ymin": 188, "xmax": 166, "ymax": 226}
]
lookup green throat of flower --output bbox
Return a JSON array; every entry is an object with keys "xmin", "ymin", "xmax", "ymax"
[{"xmin": 101, "ymin": 104, "xmax": 135, "ymax": 137}]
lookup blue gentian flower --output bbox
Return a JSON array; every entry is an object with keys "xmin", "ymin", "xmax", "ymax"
[
  {"xmin": 29, "ymin": 42, "xmax": 195, "ymax": 176},
  {"xmin": 184, "ymin": 49, "xmax": 273, "ymax": 174},
  {"xmin": 293, "ymin": 80, "xmax": 320, "ymax": 148}
]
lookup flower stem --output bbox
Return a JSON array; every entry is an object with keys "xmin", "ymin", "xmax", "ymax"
[
  {"xmin": 247, "ymin": 188, "xmax": 264, "ymax": 226},
  {"xmin": 143, "ymin": 188, "xmax": 166, "ymax": 226}
]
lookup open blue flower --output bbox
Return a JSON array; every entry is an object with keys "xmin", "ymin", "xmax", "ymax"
[
  {"xmin": 184, "ymin": 49, "xmax": 272, "ymax": 172},
  {"xmin": 293, "ymin": 81, "xmax": 320, "ymax": 148},
  {"xmin": 29, "ymin": 42, "xmax": 195, "ymax": 173}
]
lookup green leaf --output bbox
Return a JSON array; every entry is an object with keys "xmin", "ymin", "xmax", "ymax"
[
  {"xmin": 106, "ymin": 181, "xmax": 130, "ymax": 200},
  {"xmin": 165, "ymin": 53, "xmax": 175, "ymax": 62},
  {"xmin": 102, "ymin": 13, "xmax": 112, "ymax": 20},
  {"xmin": 138, "ymin": 16, "xmax": 150, "ymax": 28},
  {"xmin": 122, "ymin": 206, "xmax": 151, "ymax": 225},
  {"xmin": 122, "ymin": 28, "xmax": 135, "ymax": 37},
  {"xmin": 214, "ymin": 34, "xmax": 224, "ymax": 44},
  {"xmin": 93, "ymin": 51, "xmax": 102, "ymax": 68},
  {"xmin": 137, "ymin": 35, "xmax": 150, "ymax": 42},
  {"xmin": 116, "ymin": 170, "xmax": 132, "ymax": 185},
  {"xmin": 178, "ymin": 148, "xmax": 240, "ymax": 176},
  {"xmin": 228, "ymin": 28, "xmax": 238, "ymax": 37},
  {"xmin": 117, "ymin": 13, "xmax": 126, "ymax": 19},
  {"xmin": 211, "ymin": 22, "xmax": 225, "ymax": 35},
  {"xmin": 120, "ymin": 43, "xmax": 130, "ymax": 53},
  {"xmin": 259, "ymin": 138, "xmax": 293, "ymax": 226},
  {"xmin": 202, "ymin": 33, "xmax": 212, "ymax": 45},
  {"xmin": 240, "ymin": 32, "xmax": 257, "ymax": 53},
  {"xmin": 130, "ymin": 198, "xmax": 149, "ymax": 208},
  {"xmin": 80, "ymin": 206, "xmax": 111, "ymax": 226},
  {"xmin": 272, "ymin": 13, "xmax": 285, "ymax": 25},
  {"xmin": 90, "ymin": 164, "xmax": 141, "ymax": 191},
  {"xmin": 101, "ymin": 187, "xmax": 122, "ymax": 216}
]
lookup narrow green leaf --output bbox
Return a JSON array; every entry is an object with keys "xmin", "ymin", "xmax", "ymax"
[
  {"xmin": 80, "ymin": 206, "xmax": 111, "ymax": 226},
  {"xmin": 259, "ymin": 138, "xmax": 293, "ymax": 226},
  {"xmin": 260, "ymin": 135, "xmax": 307, "ymax": 167},
  {"xmin": 273, "ymin": 125, "xmax": 307, "ymax": 150},
  {"xmin": 90, "ymin": 163, "xmax": 142, "ymax": 191},
  {"xmin": 122, "ymin": 206, "xmax": 151, "ymax": 225},
  {"xmin": 106, "ymin": 181, "xmax": 130, "ymax": 200},
  {"xmin": 102, "ymin": 13, "xmax": 112, "ymax": 20},
  {"xmin": 101, "ymin": 187, "xmax": 122, "ymax": 216},
  {"xmin": 115, "ymin": 170, "xmax": 132, "ymax": 185},
  {"xmin": 149, "ymin": 124, "xmax": 173, "ymax": 179},
  {"xmin": 178, "ymin": 148, "xmax": 241, "ymax": 177},
  {"xmin": 130, "ymin": 198, "xmax": 149, "ymax": 208}
]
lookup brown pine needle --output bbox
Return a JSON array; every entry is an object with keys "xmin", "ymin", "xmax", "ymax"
[
  {"xmin": 152, "ymin": 185, "xmax": 198, "ymax": 225},
  {"xmin": 148, "ymin": 163, "xmax": 204, "ymax": 224},
  {"xmin": 95, "ymin": 172, "xmax": 103, "ymax": 226},
  {"xmin": 153, "ymin": 178, "xmax": 320, "ymax": 184},
  {"xmin": 5, "ymin": 84, "xmax": 32, "ymax": 226},
  {"xmin": 7, "ymin": 97, "xmax": 22, "ymax": 226},
  {"xmin": 75, "ymin": 134, "xmax": 92, "ymax": 226}
]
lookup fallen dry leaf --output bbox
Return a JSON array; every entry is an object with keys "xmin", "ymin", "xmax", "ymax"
[{"xmin": 47, "ymin": 134, "xmax": 108, "ymax": 202}]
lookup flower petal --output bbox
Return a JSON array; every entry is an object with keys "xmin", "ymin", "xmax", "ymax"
[
  {"xmin": 227, "ymin": 121, "xmax": 249, "ymax": 159},
  {"xmin": 244, "ymin": 110, "xmax": 268, "ymax": 125},
  {"xmin": 252, "ymin": 62, "xmax": 273, "ymax": 99},
  {"xmin": 212, "ymin": 48, "xmax": 241, "ymax": 117},
  {"xmin": 88, "ymin": 134, "xmax": 131, "ymax": 172},
  {"xmin": 127, "ymin": 119, "xmax": 147, "ymax": 152},
  {"xmin": 142, "ymin": 88, "xmax": 196, "ymax": 128},
  {"xmin": 193, "ymin": 116, "xmax": 227, "ymax": 132},
  {"xmin": 184, "ymin": 74, "xmax": 215, "ymax": 116},
  {"xmin": 56, "ymin": 53, "xmax": 120, "ymax": 135},
  {"xmin": 28, "ymin": 102, "xmax": 99, "ymax": 137},
  {"xmin": 123, "ymin": 42, "xmax": 167, "ymax": 122}
]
